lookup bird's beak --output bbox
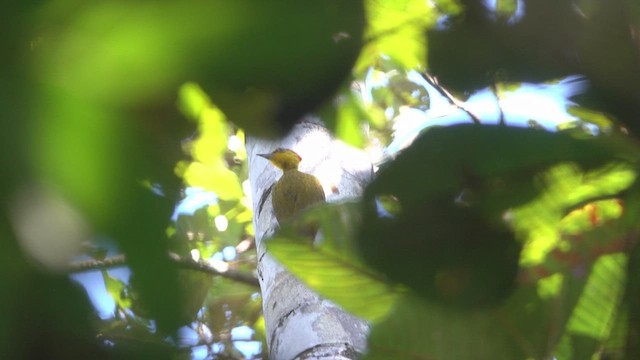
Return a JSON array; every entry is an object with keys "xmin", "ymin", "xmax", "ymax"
[{"xmin": 257, "ymin": 153, "xmax": 272, "ymax": 160}]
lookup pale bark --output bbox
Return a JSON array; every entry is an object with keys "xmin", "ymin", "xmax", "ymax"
[{"xmin": 246, "ymin": 118, "xmax": 372, "ymax": 360}]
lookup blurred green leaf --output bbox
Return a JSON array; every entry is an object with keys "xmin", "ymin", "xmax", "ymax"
[
  {"xmin": 509, "ymin": 192, "xmax": 629, "ymax": 359},
  {"xmin": 175, "ymin": 90, "xmax": 245, "ymax": 200},
  {"xmin": 432, "ymin": 0, "xmax": 463, "ymax": 15},
  {"xmin": 178, "ymin": 270, "xmax": 212, "ymax": 321},
  {"xmin": 192, "ymin": 106, "xmax": 229, "ymax": 162},
  {"xmin": 366, "ymin": 59, "xmax": 431, "ymax": 119},
  {"xmin": 32, "ymin": 89, "xmax": 124, "ymax": 228},
  {"xmin": 495, "ymin": 0, "xmax": 519, "ymax": 20},
  {"xmin": 567, "ymin": 105, "xmax": 617, "ymax": 130},
  {"xmin": 104, "ymin": 272, "xmax": 132, "ymax": 310},
  {"xmin": 359, "ymin": 0, "xmax": 437, "ymax": 71},
  {"xmin": 34, "ymin": 0, "xmax": 364, "ymax": 137},
  {"xmin": 602, "ymin": 309, "xmax": 628, "ymax": 359},
  {"xmin": 31, "ymin": 85, "xmax": 186, "ymax": 332},
  {"xmin": 515, "ymin": 163, "xmax": 634, "ymax": 266},
  {"xmin": 119, "ymin": 187, "xmax": 186, "ymax": 333},
  {"xmin": 364, "ymin": 296, "xmax": 523, "ymax": 359},
  {"xmin": 180, "ymin": 159, "xmax": 242, "ymax": 201},
  {"xmin": 361, "ymin": 194, "xmax": 522, "ymax": 308},
  {"xmin": 362, "ymin": 247, "xmax": 628, "ymax": 359},
  {"xmin": 335, "ymin": 92, "xmax": 367, "ymax": 148},
  {"xmin": 359, "ymin": 124, "xmax": 634, "ymax": 307},
  {"xmin": 178, "ymin": 82, "xmax": 210, "ymax": 122}
]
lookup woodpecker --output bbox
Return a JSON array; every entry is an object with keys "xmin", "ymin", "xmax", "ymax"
[{"xmin": 258, "ymin": 148, "xmax": 325, "ymax": 224}]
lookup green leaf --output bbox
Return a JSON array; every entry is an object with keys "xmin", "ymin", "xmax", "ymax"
[
  {"xmin": 358, "ymin": 0, "xmax": 437, "ymax": 72},
  {"xmin": 360, "ymin": 125, "xmax": 633, "ymax": 307},
  {"xmin": 495, "ymin": 0, "xmax": 519, "ymax": 20},
  {"xmin": 567, "ymin": 105, "xmax": 616, "ymax": 130},
  {"xmin": 178, "ymin": 82, "xmax": 210, "ymax": 122},
  {"xmin": 268, "ymin": 237, "xmax": 401, "ymax": 323},
  {"xmin": 335, "ymin": 92, "xmax": 366, "ymax": 148},
  {"xmin": 269, "ymin": 202, "xmax": 401, "ymax": 322},
  {"xmin": 364, "ymin": 296, "xmax": 523, "ymax": 360},
  {"xmin": 563, "ymin": 254, "xmax": 627, "ymax": 355},
  {"xmin": 192, "ymin": 104, "xmax": 229, "ymax": 162},
  {"xmin": 35, "ymin": 0, "xmax": 365, "ymax": 137},
  {"xmin": 363, "ymin": 251, "xmax": 627, "ymax": 359},
  {"xmin": 120, "ymin": 187, "xmax": 186, "ymax": 333},
  {"xmin": 182, "ymin": 162, "xmax": 242, "ymax": 201},
  {"xmin": 32, "ymin": 89, "xmax": 124, "ymax": 228},
  {"xmin": 104, "ymin": 272, "xmax": 132, "ymax": 310},
  {"xmin": 515, "ymin": 163, "xmax": 634, "ymax": 266}
]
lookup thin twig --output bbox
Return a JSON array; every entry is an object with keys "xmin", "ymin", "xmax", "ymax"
[
  {"xmin": 490, "ymin": 82, "xmax": 506, "ymax": 125},
  {"xmin": 420, "ymin": 72, "xmax": 482, "ymax": 124},
  {"xmin": 69, "ymin": 253, "xmax": 260, "ymax": 288}
]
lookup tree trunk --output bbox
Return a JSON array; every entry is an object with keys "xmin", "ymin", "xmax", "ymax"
[{"xmin": 246, "ymin": 118, "xmax": 372, "ymax": 359}]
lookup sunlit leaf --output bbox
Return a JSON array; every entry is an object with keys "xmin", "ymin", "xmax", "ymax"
[
  {"xmin": 235, "ymin": 207, "xmax": 253, "ymax": 224},
  {"xmin": 335, "ymin": 92, "xmax": 366, "ymax": 148},
  {"xmin": 561, "ymin": 199, "xmax": 624, "ymax": 235},
  {"xmin": 553, "ymin": 254, "xmax": 627, "ymax": 359},
  {"xmin": 602, "ymin": 309, "xmax": 628, "ymax": 358},
  {"xmin": 192, "ymin": 107, "xmax": 229, "ymax": 163},
  {"xmin": 511, "ymin": 196, "xmax": 629, "ymax": 359},
  {"xmin": 515, "ymin": 163, "xmax": 634, "ymax": 266},
  {"xmin": 567, "ymin": 254, "xmax": 626, "ymax": 339},
  {"xmin": 358, "ymin": 0, "xmax": 437, "ymax": 72},
  {"xmin": 182, "ymin": 162, "xmax": 242, "ymax": 201},
  {"xmin": 268, "ymin": 237, "xmax": 401, "ymax": 323},
  {"xmin": 104, "ymin": 272, "xmax": 132, "ymax": 310},
  {"xmin": 178, "ymin": 82, "xmax": 210, "ymax": 121}
]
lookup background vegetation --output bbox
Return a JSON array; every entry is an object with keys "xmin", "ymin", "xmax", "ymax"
[{"xmin": 2, "ymin": 0, "xmax": 640, "ymax": 359}]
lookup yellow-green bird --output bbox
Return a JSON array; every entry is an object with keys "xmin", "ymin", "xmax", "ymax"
[{"xmin": 258, "ymin": 148, "xmax": 326, "ymax": 224}]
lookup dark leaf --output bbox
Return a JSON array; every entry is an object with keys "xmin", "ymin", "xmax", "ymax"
[
  {"xmin": 359, "ymin": 124, "xmax": 630, "ymax": 307},
  {"xmin": 33, "ymin": 0, "xmax": 365, "ymax": 137}
]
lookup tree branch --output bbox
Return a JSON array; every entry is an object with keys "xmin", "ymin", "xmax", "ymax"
[
  {"xmin": 420, "ymin": 72, "xmax": 482, "ymax": 124},
  {"xmin": 69, "ymin": 253, "xmax": 260, "ymax": 288}
]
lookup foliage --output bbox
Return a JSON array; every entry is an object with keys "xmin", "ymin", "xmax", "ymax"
[
  {"xmin": 3, "ymin": 0, "xmax": 640, "ymax": 359},
  {"xmin": 268, "ymin": 203, "xmax": 402, "ymax": 323},
  {"xmin": 268, "ymin": 1, "xmax": 640, "ymax": 360}
]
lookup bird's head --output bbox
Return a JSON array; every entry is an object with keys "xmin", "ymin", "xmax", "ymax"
[{"xmin": 258, "ymin": 148, "xmax": 302, "ymax": 171}]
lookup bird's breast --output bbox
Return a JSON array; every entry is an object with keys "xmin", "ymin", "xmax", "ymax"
[{"xmin": 272, "ymin": 170, "xmax": 325, "ymax": 223}]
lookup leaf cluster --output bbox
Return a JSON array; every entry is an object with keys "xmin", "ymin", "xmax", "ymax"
[{"xmin": 3, "ymin": 0, "xmax": 640, "ymax": 359}]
